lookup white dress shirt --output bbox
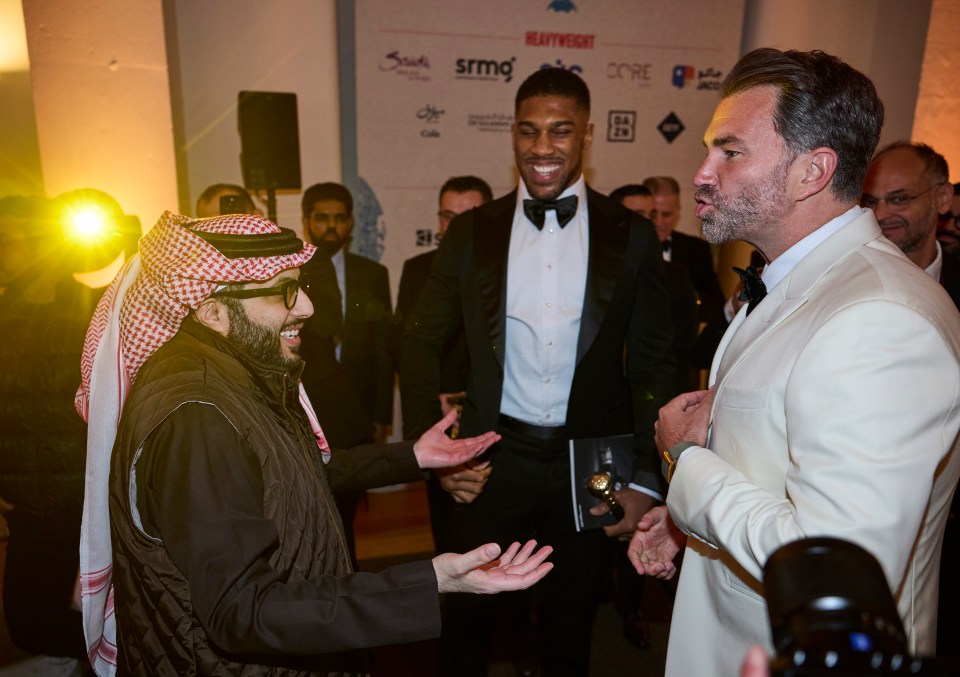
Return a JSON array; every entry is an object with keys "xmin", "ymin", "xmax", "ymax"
[{"xmin": 500, "ymin": 176, "xmax": 588, "ymax": 427}]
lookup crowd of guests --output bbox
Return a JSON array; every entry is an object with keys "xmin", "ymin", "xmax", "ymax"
[{"xmin": 1, "ymin": 49, "xmax": 959, "ymax": 676}]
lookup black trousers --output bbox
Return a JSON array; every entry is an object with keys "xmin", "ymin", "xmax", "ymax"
[{"xmin": 437, "ymin": 425, "xmax": 604, "ymax": 677}]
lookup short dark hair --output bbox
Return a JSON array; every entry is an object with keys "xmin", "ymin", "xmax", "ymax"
[
  {"xmin": 642, "ymin": 176, "xmax": 680, "ymax": 196},
  {"xmin": 196, "ymin": 184, "xmax": 256, "ymax": 216},
  {"xmin": 301, "ymin": 182, "xmax": 353, "ymax": 219},
  {"xmin": 515, "ymin": 67, "xmax": 590, "ymax": 115},
  {"xmin": 439, "ymin": 176, "xmax": 493, "ymax": 204},
  {"xmin": 609, "ymin": 184, "xmax": 652, "ymax": 204},
  {"xmin": 721, "ymin": 48, "xmax": 884, "ymax": 203},
  {"xmin": 873, "ymin": 141, "xmax": 950, "ymax": 186}
]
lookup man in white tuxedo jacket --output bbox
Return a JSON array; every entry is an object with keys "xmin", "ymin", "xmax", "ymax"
[{"xmin": 628, "ymin": 48, "xmax": 960, "ymax": 677}]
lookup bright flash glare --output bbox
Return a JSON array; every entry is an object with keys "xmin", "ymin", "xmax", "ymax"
[{"xmin": 67, "ymin": 207, "xmax": 107, "ymax": 242}]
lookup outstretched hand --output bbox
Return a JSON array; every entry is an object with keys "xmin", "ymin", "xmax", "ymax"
[
  {"xmin": 413, "ymin": 409, "xmax": 500, "ymax": 469},
  {"xmin": 627, "ymin": 505, "xmax": 686, "ymax": 579},
  {"xmin": 434, "ymin": 540, "xmax": 554, "ymax": 594}
]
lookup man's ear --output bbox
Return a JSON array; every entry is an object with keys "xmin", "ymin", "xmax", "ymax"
[
  {"xmin": 194, "ymin": 297, "xmax": 231, "ymax": 337},
  {"xmin": 582, "ymin": 122, "xmax": 595, "ymax": 151},
  {"xmin": 935, "ymin": 180, "xmax": 954, "ymax": 215},
  {"xmin": 795, "ymin": 147, "xmax": 838, "ymax": 201}
]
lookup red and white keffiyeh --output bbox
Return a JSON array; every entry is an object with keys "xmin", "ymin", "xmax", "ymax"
[{"xmin": 75, "ymin": 211, "xmax": 328, "ymax": 675}]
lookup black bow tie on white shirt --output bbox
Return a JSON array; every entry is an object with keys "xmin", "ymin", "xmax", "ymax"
[
  {"xmin": 522, "ymin": 195, "xmax": 578, "ymax": 230},
  {"xmin": 733, "ymin": 265, "xmax": 767, "ymax": 316}
]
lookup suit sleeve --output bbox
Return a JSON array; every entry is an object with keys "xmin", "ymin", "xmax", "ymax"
[
  {"xmin": 325, "ymin": 440, "xmax": 424, "ymax": 494},
  {"xmin": 137, "ymin": 404, "xmax": 441, "ymax": 656},
  {"xmin": 400, "ymin": 220, "xmax": 466, "ymax": 439},
  {"xmin": 626, "ymin": 220, "xmax": 677, "ymax": 494},
  {"xmin": 668, "ymin": 301, "xmax": 960, "ymax": 583}
]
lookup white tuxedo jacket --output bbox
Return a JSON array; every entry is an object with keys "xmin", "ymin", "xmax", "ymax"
[{"xmin": 666, "ymin": 211, "xmax": 960, "ymax": 676}]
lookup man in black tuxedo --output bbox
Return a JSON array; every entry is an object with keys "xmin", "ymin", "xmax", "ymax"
[
  {"xmin": 401, "ymin": 68, "xmax": 674, "ymax": 676},
  {"xmin": 861, "ymin": 141, "xmax": 960, "ymax": 661},
  {"xmin": 298, "ymin": 182, "xmax": 393, "ymax": 564},
  {"xmin": 610, "ymin": 184, "xmax": 699, "ymax": 393},
  {"xmin": 643, "ymin": 175, "xmax": 725, "ymax": 323}
]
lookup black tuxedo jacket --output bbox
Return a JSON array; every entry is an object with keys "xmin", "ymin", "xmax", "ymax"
[
  {"xmin": 401, "ymin": 188, "xmax": 675, "ymax": 489},
  {"xmin": 669, "ymin": 230, "xmax": 725, "ymax": 323}
]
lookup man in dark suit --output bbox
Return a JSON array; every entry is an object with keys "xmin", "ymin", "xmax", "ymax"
[
  {"xmin": 401, "ymin": 68, "xmax": 674, "ymax": 676},
  {"xmin": 610, "ymin": 184, "xmax": 699, "ymax": 393},
  {"xmin": 861, "ymin": 141, "xmax": 960, "ymax": 661},
  {"xmin": 396, "ymin": 176, "xmax": 492, "ymax": 406},
  {"xmin": 643, "ymin": 175, "xmax": 725, "ymax": 324},
  {"xmin": 397, "ymin": 175, "xmax": 492, "ymax": 553},
  {"xmin": 300, "ymin": 182, "xmax": 394, "ymax": 445},
  {"xmin": 298, "ymin": 182, "xmax": 393, "ymax": 564}
]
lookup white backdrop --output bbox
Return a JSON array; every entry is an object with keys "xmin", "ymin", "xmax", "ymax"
[{"xmin": 352, "ymin": 0, "xmax": 745, "ymax": 282}]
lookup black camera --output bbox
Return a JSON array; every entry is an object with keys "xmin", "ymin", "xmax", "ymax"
[{"xmin": 764, "ymin": 537, "xmax": 950, "ymax": 676}]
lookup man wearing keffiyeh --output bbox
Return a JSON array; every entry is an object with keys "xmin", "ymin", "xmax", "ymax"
[{"xmin": 76, "ymin": 211, "xmax": 553, "ymax": 676}]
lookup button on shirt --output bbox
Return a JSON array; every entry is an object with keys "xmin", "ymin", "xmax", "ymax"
[{"xmin": 500, "ymin": 177, "xmax": 588, "ymax": 426}]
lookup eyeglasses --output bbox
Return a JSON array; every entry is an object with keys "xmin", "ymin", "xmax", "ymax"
[
  {"xmin": 861, "ymin": 182, "xmax": 945, "ymax": 211},
  {"xmin": 213, "ymin": 275, "xmax": 310, "ymax": 310}
]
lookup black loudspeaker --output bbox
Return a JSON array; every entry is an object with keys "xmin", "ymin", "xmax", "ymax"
[{"xmin": 238, "ymin": 91, "xmax": 302, "ymax": 190}]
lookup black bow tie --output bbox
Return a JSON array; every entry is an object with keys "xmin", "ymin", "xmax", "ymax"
[
  {"xmin": 661, "ymin": 239, "xmax": 672, "ymax": 253},
  {"xmin": 523, "ymin": 195, "xmax": 578, "ymax": 230},
  {"xmin": 733, "ymin": 265, "xmax": 767, "ymax": 316}
]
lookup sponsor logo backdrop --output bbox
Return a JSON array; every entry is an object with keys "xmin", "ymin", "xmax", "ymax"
[{"xmin": 353, "ymin": 0, "xmax": 744, "ymax": 281}]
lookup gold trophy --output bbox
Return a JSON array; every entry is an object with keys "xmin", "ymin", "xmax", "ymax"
[{"xmin": 587, "ymin": 471, "xmax": 625, "ymax": 521}]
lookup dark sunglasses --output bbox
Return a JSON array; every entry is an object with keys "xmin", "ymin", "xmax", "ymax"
[{"xmin": 213, "ymin": 274, "xmax": 310, "ymax": 310}]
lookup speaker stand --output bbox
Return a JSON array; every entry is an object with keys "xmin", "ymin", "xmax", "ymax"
[{"xmin": 266, "ymin": 188, "xmax": 277, "ymax": 224}]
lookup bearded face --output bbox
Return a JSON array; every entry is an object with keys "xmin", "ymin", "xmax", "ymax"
[{"xmin": 221, "ymin": 296, "xmax": 303, "ymax": 371}]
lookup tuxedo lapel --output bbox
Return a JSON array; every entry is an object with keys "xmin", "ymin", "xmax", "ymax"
[
  {"xmin": 473, "ymin": 192, "xmax": 516, "ymax": 368},
  {"xmin": 714, "ymin": 283, "xmax": 805, "ymax": 385},
  {"xmin": 576, "ymin": 188, "xmax": 628, "ymax": 365}
]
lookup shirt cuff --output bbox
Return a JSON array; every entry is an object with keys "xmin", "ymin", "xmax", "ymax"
[
  {"xmin": 674, "ymin": 441, "xmax": 701, "ymax": 465},
  {"xmin": 627, "ymin": 482, "xmax": 664, "ymax": 503}
]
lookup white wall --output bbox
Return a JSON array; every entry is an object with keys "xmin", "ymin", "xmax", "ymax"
[
  {"xmin": 22, "ymin": 0, "xmax": 179, "ymax": 229},
  {"xmin": 913, "ymin": 0, "xmax": 960, "ymax": 182},
  {"xmin": 0, "ymin": 0, "xmax": 43, "ymax": 197},
  {"xmin": 169, "ymin": 0, "xmax": 342, "ymax": 232}
]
